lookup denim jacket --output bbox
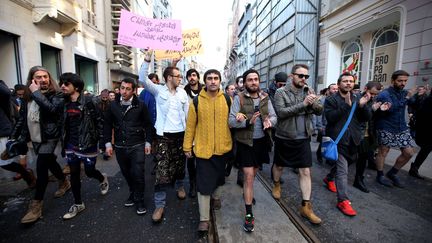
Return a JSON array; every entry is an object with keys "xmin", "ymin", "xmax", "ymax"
[
  {"xmin": 375, "ymin": 86, "xmax": 409, "ymax": 133},
  {"xmin": 139, "ymin": 62, "xmax": 189, "ymax": 136}
]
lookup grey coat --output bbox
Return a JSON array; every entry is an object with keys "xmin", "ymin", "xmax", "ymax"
[{"xmin": 273, "ymin": 85, "xmax": 323, "ymax": 139}]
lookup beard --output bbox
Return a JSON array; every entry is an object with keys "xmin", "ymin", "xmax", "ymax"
[
  {"xmin": 339, "ymin": 88, "xmax": 351, "ymax": 95},
  {"xmin": 245, "ymin": 85, "xmax": 259, "ymax": 94},
  {"xmin": 293, "ymin": 82, "xmax": 304, "ymax": 89}
]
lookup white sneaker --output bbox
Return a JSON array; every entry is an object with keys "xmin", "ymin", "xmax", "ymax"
[
  {"xmin": 100, "ymin": 174, "xmax": 109, "ymax": 195},
  {"xmin": 63, "ymin": 203, "xmax": 85, "ymax": 220}
]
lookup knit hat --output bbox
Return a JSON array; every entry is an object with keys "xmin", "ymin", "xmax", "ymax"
[{"xmin": 275, "ymin": 72, "xmax": 288, "ymax": 83}]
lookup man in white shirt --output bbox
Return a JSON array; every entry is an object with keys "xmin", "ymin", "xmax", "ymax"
[{"xmin": 140, "ymin": 53, "xmax": 189, "ymax": 223}]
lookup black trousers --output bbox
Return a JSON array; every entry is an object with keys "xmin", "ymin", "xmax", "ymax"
[
  {"xmin": 115, "ymin": 144, "xmax": 146, "ymax": 202},
  {"xmin": 34, "ymin": 153, "xmax": 65, "ymax": 200},
  {"xmin": 68, "ymin": 154, "xmax": 104, "ymax": 204},
  {"xmin": 413, "ymin": 144, "xmax": 432, "ymax": 169}
]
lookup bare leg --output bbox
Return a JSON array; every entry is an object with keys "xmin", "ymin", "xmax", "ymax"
[
  {"xmin": 394, "ymin": 147, "xmax": 414, "ymax": 169},
  {"xmin": 243, "ymin": 167, "xmax": 258, "ymax": 205},
  {"xmin": 298, "ymin": 168, "xmax": 311, "ymax": 200}
]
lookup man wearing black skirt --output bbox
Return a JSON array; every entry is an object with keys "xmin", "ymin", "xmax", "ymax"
[
  {"xmin": 183, "ymin": 69, "xmax": 233, "ymax": 233},
  {"xmin": 229, "ymin": 69, "xmax": 277, "ymax": 232},
  {"xmin": 272, "ymin": 64, "xmax": 323, "ymax": 225}
]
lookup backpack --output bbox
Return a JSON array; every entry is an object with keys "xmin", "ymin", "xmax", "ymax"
[{"xmin": 193, "ymin": 93, "xmax": 232, "ymax": 115}]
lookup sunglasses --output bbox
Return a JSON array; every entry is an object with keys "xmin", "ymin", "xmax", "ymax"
[
  {"xmin": 276, "ymin": 82, "xmax": 286, "ymax": 88},
  {"xmin": 293, "ymin": 73, "xmax": 310, "ymax": 79}
]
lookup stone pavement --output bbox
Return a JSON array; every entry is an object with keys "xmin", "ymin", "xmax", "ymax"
[
  {"xmin": 0, "ymin": 153, "xmax": 203, "ymax": 243},
  {"xmin": 214, "ymin": 169, "xmax": 309, "ymax": 243},
  {"xmin": 1, "ymin": 142, "xmax": 431, "ymax": 243}
]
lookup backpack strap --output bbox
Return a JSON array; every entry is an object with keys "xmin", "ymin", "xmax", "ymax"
[
  {"xmin": 193, "ymin": 93, "xmax": 232, "ymax": 115},
  {"xmin": 193, "ymin": 95, "xmax": 199, "ymax": 114},
  {"xmin": 223, "ymin": 93, "xmax": 231, "ymax": 112}
]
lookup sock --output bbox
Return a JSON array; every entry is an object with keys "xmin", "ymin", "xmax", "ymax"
[
  {"xmin": 377, "ymin": 170, "xmax": 384, "ymax": 177},
  {"xmin": 245, "ymin": 204, "xmax": 253, "ymax": 215},
  {"xmin": 301, "ymin": 200, "xmax": 310, "ymax": 206},
  {"xmin": 387, "ymin": 167, "xmax": 399, "ymax": 176}
]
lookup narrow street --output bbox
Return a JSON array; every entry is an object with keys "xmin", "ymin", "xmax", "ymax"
[
  {"xmin": 258, "ymin": 141, "xmax": 432, "ymax": 243},
  {"xmin": 1, "ymin": 140, "xmax": 431, "ymax": 242},
  {"xmin": 0, "ymin": 155, "xmax": 202, "ymax": 243}
]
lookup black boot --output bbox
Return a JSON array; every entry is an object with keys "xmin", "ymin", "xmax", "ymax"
[
  {"xmin": 353, "ymin": 176, "xmax": 369, "ymax": 193},
  {"xmin": 409, "ymin": 164, "xmax": 424, "ymax": 180}
]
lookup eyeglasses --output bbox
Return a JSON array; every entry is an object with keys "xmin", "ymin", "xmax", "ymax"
[
  {"xmin": 170, "ymin": 74, "xmax": 183, "ymax": 79},
  {"xmin": 59, "ymin": 81, "xmax": 71, "ymax": 86},
  {"xmin": 292, "ymin": 73, "xmax": 310, "ymax": 79}
]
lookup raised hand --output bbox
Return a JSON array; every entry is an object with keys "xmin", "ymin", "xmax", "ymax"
[
  {"xmin": 359, "ymin": 92, "xmax": 371, "ymax": 107},
  {"xmin": 249, "ymin": 111, "xmax": 261, "ymax": 124},
  {"xmin": 380, "ymin": 102, "xmax": 392, "ymax": 111},
  {"xmin": 263, "ymin": 117, "xmax": 272, "ymax": 129},
  {"xmin": 372, "ymin": 101, "xmax": 382, "ymax": 111},
  {"xmin": 29, "ymin": 79, "xmax": 40, "ymax": 93}
]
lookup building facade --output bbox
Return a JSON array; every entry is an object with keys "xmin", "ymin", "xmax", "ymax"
[
  {"xmin": 0, "ymin": 0, "xmax": 109, "ymax": 93},
  {"xmin": 225, "ymin": 0, "xmax": 320, "ymax": 90},
  {"xmin": 318, "ymin": 0, "xmax": 432, "ymax": 90}
]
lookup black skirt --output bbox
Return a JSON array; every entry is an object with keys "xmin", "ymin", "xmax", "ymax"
[
  {"xmin": 196, "ymin": 154, "xmax": 226, "ymax": 195},
  {"xmin": 235, "ymin": 137, "xmax": 270, "ymax": 168},
  {"xmin": 273, "ymin": 137, "xmax": 312, "ymax": 168}
]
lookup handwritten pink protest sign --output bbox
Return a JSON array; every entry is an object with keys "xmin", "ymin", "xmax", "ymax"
[{"xmin": 118, "ymin": 9, "xmax": 183, "ymax": 51}]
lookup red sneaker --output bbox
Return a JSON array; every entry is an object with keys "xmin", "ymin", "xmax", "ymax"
[
  {"xmin": 337, "ymin": 200, "xmax": 357, "ymax": 216},
  {"xmin": 323, "ymin": 178, "xmax": 337, "ymax": 193}
]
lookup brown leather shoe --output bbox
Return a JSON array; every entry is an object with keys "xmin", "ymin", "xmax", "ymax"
[
  {"xmin": 300, "ymin": 201, "xmax": 322, "ymax": 224},
  {"xmin": 54, "ymin": 179, "xmax": 71, "ymax": 198},
  {"xmin": 21, "ymin": 200, "xmax": 43, "ymax": 224},
  {"xmin": 198, "ymin": 221, "xmax": 209, "ymax": 232},
  {"xmin": 62, "ymin": 165, "xmax": 70, "ymax": 174},
  {"xmin": 152, "ymin": 207, "xmax": 164, "ymax": 223},
  {"xmin": 272, "ymin": 181, "xmax": 281, "ymax": 199},
  {"xmin": 177, "ymin": 186, "xmax": 186, "ymax": 200}
]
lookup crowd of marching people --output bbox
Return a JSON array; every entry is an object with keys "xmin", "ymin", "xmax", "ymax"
[{"xmin": 0, "ymin": 50, "xmax": 430, "ymax": 234}]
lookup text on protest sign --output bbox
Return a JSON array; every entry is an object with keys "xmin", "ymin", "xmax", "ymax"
[
  {"xmin": 118, "ymin": 9, "xmax": 183, "ymax": 51},
  {"xmin": 155, "ymin": 29, "xmax": 203, "ymax": 60}
]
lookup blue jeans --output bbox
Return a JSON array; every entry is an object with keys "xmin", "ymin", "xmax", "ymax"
[{"xmin": 154, "ymin": 179, "xmax": 184, "ymax": 208}]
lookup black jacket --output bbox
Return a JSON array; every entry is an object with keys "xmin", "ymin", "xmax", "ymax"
[
  {"xmin": 63, "ymin": 94, "xmax": 103, "ymax": 150},
  {"xmin": 324, "ymin": 92, "xmax": 372, "ymax": 146},
  {"xmin": 103, "ymin": 95, "xmax": 152, "ymax": 147},
  {"xmin": 415, "ymin": 93, "xmax": 432, "ymax": 146},
  {"xmin": 12, "ymin": 90, "xmax": 64, "ymax": 143},
  {"xmin": 0, "ymin": 80, "xmax": 13, "ymax": 138}
]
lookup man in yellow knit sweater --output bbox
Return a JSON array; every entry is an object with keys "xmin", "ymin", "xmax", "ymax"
[{"xmin": 183, "ymin": 69, "xmax": 232, "ymax": 233}]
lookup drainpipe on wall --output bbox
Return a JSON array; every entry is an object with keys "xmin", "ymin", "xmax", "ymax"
[{"xmin": 314, "ymin": 0, "xmax": 322, "ymax": 92}]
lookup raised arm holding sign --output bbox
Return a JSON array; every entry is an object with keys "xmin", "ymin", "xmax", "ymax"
[{"xmin": 118, "ymin": 9, "xmax": 183, "ymax": 51}]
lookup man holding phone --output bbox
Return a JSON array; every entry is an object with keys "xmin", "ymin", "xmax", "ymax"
[{"xmin": 229, "ymin": 69, "xmax": 277, "ymax": 232}]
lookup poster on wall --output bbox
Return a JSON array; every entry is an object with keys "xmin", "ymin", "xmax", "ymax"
[
  {"xmin": 342, "ymin": 53, "xmax": 360, "ymax": 83},
  {"xmin": 373, "ymin": 43, "xmax": 397, "ymax": 86}
]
